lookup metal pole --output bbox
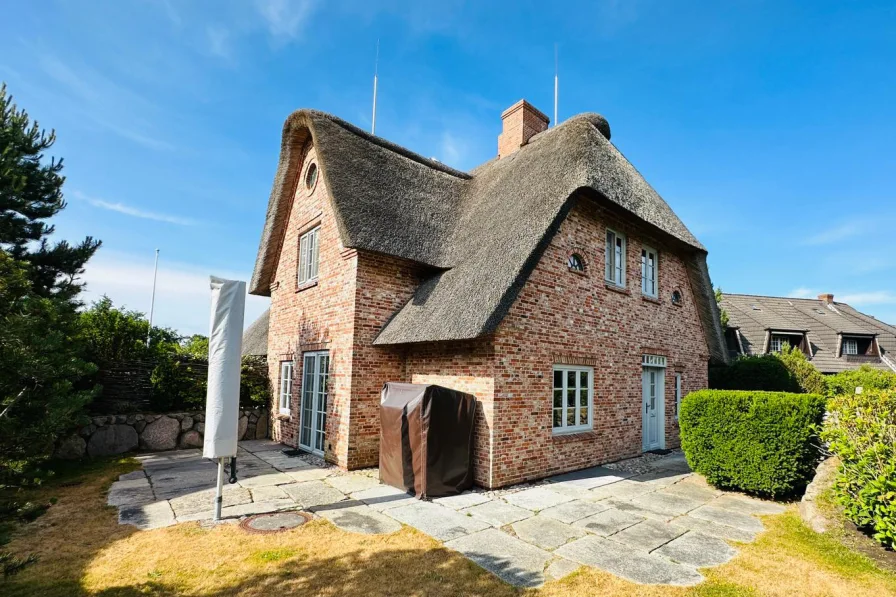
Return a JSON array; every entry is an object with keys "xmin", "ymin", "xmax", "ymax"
[
  {"xmin": 146, "ymin": 248, "xmax": 159, "ymax": 346},
  {"xmin": 214, "ymin": 457, "xmax": 225, "ymax": 521}
]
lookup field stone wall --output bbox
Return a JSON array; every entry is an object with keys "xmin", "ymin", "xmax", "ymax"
[{"xmin": 55, "ymin": 407, "xmax": 270, "ymax": 459}]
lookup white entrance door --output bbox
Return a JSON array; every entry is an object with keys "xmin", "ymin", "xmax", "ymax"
[
  {"xmin": 642, "ymin": 366, "xmax": 665, "ymax": 451},
  {"xmin": 299, "ymin": 351, "xmax": 329, "ymax": 456}
]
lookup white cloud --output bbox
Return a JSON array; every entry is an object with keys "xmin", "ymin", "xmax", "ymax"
[
  {"xmin": 81, "ymin": 251, "xmax": 268, "ymax": 336},
  {"xmin": 802, "ymin": 221, "xmax": 866, "ymax": 246},
  {"xmin": 255, "ymin": 0, "xmax": 317, "ymax": 40},
  {"xmin": 838, "ymin": 291, "xmax": 896, "ymax": 306},
  {"xmin": 74, "ymin": 191, "xmax": 198, "ymax": 226},
  {"xmin": 440, "ymin": 131, "xmax": 463, "ymax": 167},
  {"xmin": 788, "ymin": 287, "xmax": 816, "ymax": 299}
]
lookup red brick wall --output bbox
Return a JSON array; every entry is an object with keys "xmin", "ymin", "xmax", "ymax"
[{"xmin": 490, "ymin": 194, "xmax": 709, "ymax": 486}]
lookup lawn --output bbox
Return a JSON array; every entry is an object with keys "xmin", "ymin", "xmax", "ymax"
[{"xmin": 2, "ymin": 458, "xmax": 895, "ymax": 596}]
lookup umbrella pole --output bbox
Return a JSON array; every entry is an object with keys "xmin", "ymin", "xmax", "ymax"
[{"xmin": 214, "ymin": 457, "xmax": 225, "ymax": 521}]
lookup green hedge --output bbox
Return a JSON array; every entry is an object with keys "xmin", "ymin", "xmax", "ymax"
[
  {"xmin": 826, "ymin": 365, "xmax": 896, "ymax": 397},
  {"xmin": 708, "ymin": 355, "xmax": 801, "ymax": 392},
  {"xmin": 680, "ymin": 389, "xmax": 826, "ymax": 498},
  {"xmin": 821, "ymin": 389, "xmax": 896, "ymax": 548}
]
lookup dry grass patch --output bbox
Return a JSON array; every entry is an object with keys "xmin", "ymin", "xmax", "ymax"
[{"xmin": 2, "ymin": 458, "xmax": 896, "ymax": 596}]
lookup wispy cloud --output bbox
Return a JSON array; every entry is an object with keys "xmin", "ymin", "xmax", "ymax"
[
  {"xmin": 205, "ymin": 25, "xmax": 232, "ymax": 59},
  {"xmin": 838, "ymin": 291, "xmax": 896, "ymax": 306},
  {"xmin": 255, "ymin": 0, "xmax": 317, "ymax": 40},
  {"xmin": 788, "ymin": 287, "xmax": 816, "ymax": 299},
  {"xmin": 802, "ymin": 221, "xmax": 866, "ymax": 246},
  {"xmin": 74, "ymin": 191, "xmax": 198, "ymax": 226}
]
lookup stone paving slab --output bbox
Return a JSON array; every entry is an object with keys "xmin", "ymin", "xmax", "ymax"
[
  {"xmin": 511, "ymin": 515, "xmax": 587, "ymax": 550},
  {"xmin": 711, "ymin": 494, "xmax": 786, "ymax": 516},
  {"xmin": 168, "ymin": 486, "xmax": 252, "ymax": 517},
  {"xmin": 238, "ymin": 439, "xmax": 286, "ymax": 452},
  {"xmin": 540, "ymin": 499, "xmax": 609, "ymax": 524},
  {"xmin": 314, "ymin": 501, "xmax": 402, "ymax": 535},
  {"xmin": 446, "ymin": 528, "xmax": 553, "ymax": 588},
  {"xmin": 119, "ymin": 470, "xmax": 148, "ymax": 481},
  {"xmin": 283, "ymin": 480, "xmax": 346, "ymax": 509},
  {"xmin": 654, "ymin": 531, "xmax": 737, "ymax": 568},
  {"xmin": 433, "ymin": 492, "xmax": 492, "ymax": 510},
  {"xmin": 251, "ymin": 485, "xmax": 291, "ymax": 502},
  {"xmin": 673, "ymin": 514, "xmax": 757, "ymax": 543},
  {"xmin": 285, "ymin": 467, "xmax": 333, "ymax": 482},
  {"xmin": 610, "ymin": 519, "xmax": 687, "ymax": 552},
  {"xmin": 688, "ymin": 505, "xmax": 765, "ymax": 533},
  {"xmin": 388, "ymin": 501, "xmax": 489, "ymax": 541},
  {"xmin": 550, "ymin": 466, "xmax": 632, "ymax": 489},
  {"xmin": 556, "ymin": 535, "xmax": 703, "ymax": 586},
  {"xmin": 220, "ymin": 499, "xmax": 297, "ymax": 519},
  {"xmin": 119, "ymin": 501, "xmax": 176, "ymax": 530},
  {"xmin": 237, "ymin": 471, "xmax": 294, "ymax": 488},
  {"xmin": 658, "ymin": 481, "xmax": 721, "ymax": 502},
  {"xmin": 574, "ymin": 507, "xmax": 645, "ymax": 536},
  {"xmin": 545, "ymin": 557, "xmax": 580, "ymax": 580},
  {"xmin": 503, "ymin": 487, "xmax": 574, "ymax": 511},
  {"xmin": 107, "ymin": 478, "xmax": 155, "ymax": 507},
  {"xmin": 464, "ymin": 500, "xmax": 533, "ymax": 527},
  {"xmin": 605, "ymin": 499, "xmax": 675, "ymax": 522},
  {"xmin": 351, "ymin": 485, "xmax": 418, "ymax": 511},
  {"xmin": 629, "ymin": 492, "xmax": 705, "ymax": 517},
  {"xmin": 588, "ymin": 479, "xmax": 655, "ymax": 501},
  {"xmin": 325, "ymin": 473, "xmax": 381, "ymax": 494}
]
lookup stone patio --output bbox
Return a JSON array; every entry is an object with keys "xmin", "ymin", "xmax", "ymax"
[{"xmin": 110, "ymin": 441, "xmax": 785, "ymax": 588}]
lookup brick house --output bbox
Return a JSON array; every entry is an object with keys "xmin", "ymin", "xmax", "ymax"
[{"xmin": 248, "ymin": 100, "xmax": 727, "ymax": 488}]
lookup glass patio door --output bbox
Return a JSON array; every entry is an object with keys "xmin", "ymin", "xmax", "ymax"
[{"xmin": 299, "ymin": 351, "xmax": 329, "ymax": 456}]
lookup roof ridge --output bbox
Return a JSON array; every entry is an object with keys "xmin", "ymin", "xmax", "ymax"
[{"xmin": 298, "ymin": 109, "xmax": 472, "ymax": 180}]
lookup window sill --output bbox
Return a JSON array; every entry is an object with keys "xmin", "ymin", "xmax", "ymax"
[
  {"xmin": 276, "ymin": 413, "xmax": 291, "ymax": 421},
  {"xmin": 641, "ymin": 294, "xmax": 661, "ymax": 305},
  {"xmin": 552, "ymin": 430, "xmax": 599, "ymax": 443},
  {"xmin": 296, "ymin": 279, "xmax": 319, "ymax": 293},
  {"xmin": 604, "ymin": 282, "xmax": 630, "ymax": 295}
]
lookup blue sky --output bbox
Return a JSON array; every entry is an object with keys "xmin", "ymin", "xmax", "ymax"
[{"xmin": 2, "ymin": 0, "xmax": 895, "ymax": 334}]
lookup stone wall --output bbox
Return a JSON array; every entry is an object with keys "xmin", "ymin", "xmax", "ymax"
[{"xmin": 55, "ymin": 407, "xmax": 270, "ymax": 460}]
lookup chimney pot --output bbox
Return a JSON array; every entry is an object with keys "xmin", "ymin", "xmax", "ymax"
[
  {"xmin": 819, "ymin": 293, "xmax": 834, "ymax": 304},
  {"xmin": 498, "ymin": 99, "xmax": 549, "ymax": 158}
]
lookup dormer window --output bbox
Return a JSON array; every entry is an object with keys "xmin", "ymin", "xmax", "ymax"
[
  {"xmin": 840, "ymin": 335, "xmax": 876, "ymax": 357},
  {"xmin": 768, "ymin": 331, "xmax": 807, "ymax": 354},
  {"xmin": 842, "ymin": 338, "xmax": 858, "ymax": 356},
  {"xmin": 297, "ymin": 226, "xmax": 320, "ymax": 286}
]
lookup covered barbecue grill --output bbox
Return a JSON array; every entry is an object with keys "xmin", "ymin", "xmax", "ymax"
[{"xmin": 379, "ymin": 382, "xmax": 477, "ymax": 498}]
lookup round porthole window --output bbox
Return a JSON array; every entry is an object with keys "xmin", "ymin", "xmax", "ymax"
[
  {"xmin": 567, "ymin": 253, "xmax": 585, "ymax": 273},
  {"xmin": 671, "ymin": 290, "xmax": 682, "ymax": 305},
  {"xmin": 304, "ymin": 162, "xmax": 318, "ymax": 191}
]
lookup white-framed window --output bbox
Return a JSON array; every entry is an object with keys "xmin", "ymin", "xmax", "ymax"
[
  {"xmin": 552, "ymin": 365, "xmax": 593, "ymax": 434},
  {"xmin": 674, "ymin": 373, "xmax": 682, "ymax": 419},
  {"xmin": 278, "ymin": 360, "xmax": 294, "ymax": 415},
  {"xmin": 843, "ymin": 338, "xmax": 858, "ymax": 356},
  {"xmin": 605, "ymin": 229, "xmax": 626, "ymax": 287},
  {"xmin": 297, "ymin": 226, "xmax": 320, "ymax": 285},
  {"xmin": 641, "ymin": 246, "xmax": 658, "ymax": 297},
  {"xmin": 769, "ymin": 335, "xmax": 787, "ymax": 353}
]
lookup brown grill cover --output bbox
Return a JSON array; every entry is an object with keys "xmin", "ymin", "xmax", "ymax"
[{"xmin": 379, "ymin": 382, "xmax": 477, "ymax": 498}]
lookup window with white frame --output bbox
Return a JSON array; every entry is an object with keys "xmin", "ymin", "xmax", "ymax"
[
  {"xmin": 552, "ymin": 365, "xmax": 593, "ymax": 433},
  {"xmin": 297, "ymin": 226, "xmax": 320, "ymax": 286},
  {"xmin": 674, "ymin": 373, "xmax": 683, "ymax": 419},
  {"xmin": 769, "ymin": 335, "xmax": 786, "ymax": 353},
  {"xmin": 278, "ymin": 360, "xmax": 294, "ymax": 415},
  {"xmin": 605, "ymin": 229, "xmax": 626, "ymax": 287},
  {"xmin": 641, "ymin": 246, "xmax": 658, "ymax": 297},
  {"xmin": 842, "ymin": 338, "xmax": 858, "ymax": 356}
]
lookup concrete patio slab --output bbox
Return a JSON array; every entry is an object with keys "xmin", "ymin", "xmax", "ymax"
[
  {"xmin": 574, "ymin": 507, "xmax": 644, "ymax": 536},
  {"xmin": 688, "ymin": 505, "xmax": 765, "ymax": 533},
  {"xmin": 540, "ymin": 499, "xmax": 608, "ymax": 524},
  {"xmin": 503, "ymin": 487, "xmax": 574, "ymax": 511},
  {"xmin": 351, "ymin": 485, "xmax": 418, "ymax": 511},
  {"xmin": 654, "ymin": 531, "xmax": 737, "ymax": 568},
  {"xmin": 433, "ymin": 491, "xmax": 491, "ymax": 510},
  {"xmin": 282, "ymin": 480, "xmax": 346, "ymax": 509},
  {"xmin": 325, "ymin": 474, "xmax": 381, "ymax": 494},
  {"xmin": 511, "ymin": 515, "xmax": 587, "ymax": 550},
  {"xmin": 610, "ymin": 519, "xmax": 687, "ymax": 552},
  {"xmin": 314, "ymin": 501, "xmax": 402, "ymax": 535},
  {"xmin": 388, "ymin": 501, "xmax": 489, "ymax": 541},
  {"xmin": 556, "ymin": 535, "xmax": 703, "ymax": 586},
  {"xmin": 464, "ymin": 500, "xmax": 533, "ymax": 527},
  {"xmin": 446, "ymin": 528, "xmax": 553, "ymax": 588}
]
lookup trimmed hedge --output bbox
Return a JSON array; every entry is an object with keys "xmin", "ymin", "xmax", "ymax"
[
  {"xmin": 821, "ymin": 389, "xmax": 896, "ymax": 548},
  {"xmin": 826, "ymin": 365, "xmax": 896, "ymax": 397},
  {"xmin": 708, "ymin": 355, "xmax": 801, "ymax": 393},
  {"xmin": 680, "ymin": 389, "xmax": 826, "ymax": 498}
]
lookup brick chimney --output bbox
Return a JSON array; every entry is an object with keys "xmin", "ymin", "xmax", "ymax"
[
  {"xmin": 818, "ymin": 293, "xmax": 834, "ymax": 304},
  {"xmin": 498, "ymin": 99, "xmax": 550, "ymax": 158}
]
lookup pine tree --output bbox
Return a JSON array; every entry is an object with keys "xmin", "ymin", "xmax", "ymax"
[{"xmin": 0, "ymin": 83, "xmax": 101, "ymax": 481}]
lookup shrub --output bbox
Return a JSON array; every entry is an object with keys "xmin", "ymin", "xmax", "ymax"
[
  {"xmin": 825, "ymin": 365, "xmax": 896, "ymax": 397},
  {"xmin": 821, "ymin": 389, "xmax": 896, "ymax": 548},
  {"xmin": 680, "ymin": 389, "xmax": 826, "ymax": 498},
  {"xmin": 149, "ymin": 355, "xmax": 207, "ymax": 411},
  {"xmin": 776, "ymin": 345, "xmax": 827, "ymax": 394},
  {"xmin": 709, "ymin": 355, "xmax": 801, "ymax": 392},
  {"xmin": 240, "ymin": 356, "xmax": 271, "ymax": 406}
]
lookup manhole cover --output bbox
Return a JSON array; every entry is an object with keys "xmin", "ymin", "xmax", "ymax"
[{"xmin": 240, "ymin": 511, "xmax": 311, "ymax": 534}]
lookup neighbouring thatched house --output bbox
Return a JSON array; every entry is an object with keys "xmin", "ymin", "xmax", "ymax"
[
  {"xmin": 248, "ymin": 99, "xmax": 726, "ymax": 488},
  {"xmin": 720, "ymin": 293, "xmax": 896, "ymax": 373},
  {"xmin": 241, "ymin": 308, "xmax": 270, "ymax": 359}
]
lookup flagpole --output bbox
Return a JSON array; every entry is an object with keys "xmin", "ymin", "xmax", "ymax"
[{"xmin": 146, "ymin": 249, "xmax": 159, "ymax": 346}]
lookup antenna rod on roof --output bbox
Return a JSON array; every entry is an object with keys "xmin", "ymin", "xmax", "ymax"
[
  {"xmin": 553, "ymin": 43, "xmax": 558, "ymax": 127},
  {"xmin": 371, "ymin": 39, "xmax": 379, "ymax": 135}
]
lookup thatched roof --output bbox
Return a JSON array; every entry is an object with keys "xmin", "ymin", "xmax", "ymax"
[
  {"xmin": 722, "ymin": 294, "xmax": 896, "ymax": 373},
  {"xmin": 250, "ymin": 109, "xmax": 727, "ymax": 363},
  {"xmin": 241, "ymin": 308, "xmax": 269, "ymax": 357}
]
